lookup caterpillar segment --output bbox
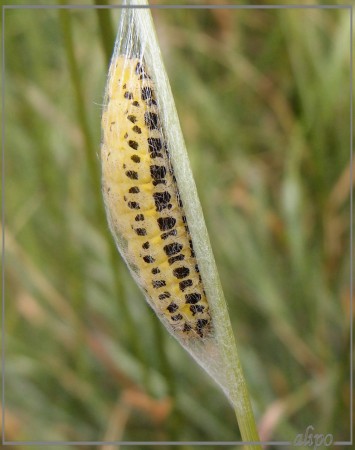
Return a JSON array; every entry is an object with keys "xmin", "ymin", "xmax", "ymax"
[{"xmin": 101, "ymin": 56, "xmax": 211, "ymax": 339}]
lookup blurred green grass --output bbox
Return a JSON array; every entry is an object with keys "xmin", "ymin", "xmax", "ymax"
[{"xmin": 2, "ymin": 1, "xmax": 352, "ymax": 448}]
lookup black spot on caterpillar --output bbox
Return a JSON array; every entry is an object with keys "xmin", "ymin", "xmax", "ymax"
[
  {"xmin": 168, "ymin": 254, "xmax": 185, "ymax": 265},
  {"xmin": 164, "ymin": 242, "xmax": 183, "ymax": 257},
  {"xmin": 161, "ymin": 229, "xmax": 177, "ymax": 240},
  {"xmin": 128, "ymin": 201, "xmax": 140, "ymax": 210},
  {"xmin": 173, "ymin": 266, "xmax": 190, "ymax": 279},
  {"xmin": 126, "ymin": 170, "xmax": 138, "ymax": 180},
  {"xmin": 152, "ymin": 279, "xmax": 166, "ymax": 289},
  {"xmin": 144, "ymin": 112, "xmax": 159, "ymax": 130},
  {"xmin": 157, "ymin": 216, "xmax": 176, "ymax": 231},
  {"xmin": 167, "ymin": 302, "xmax": 178, "ymax": 313},
  {"xmin": 179, "ymin": 279, "xmax": 193, "ymax": 291},
  {"xmin": 101, "ymin": 56, "xmax": 211, "ymax": 339},
  {"xmin": 153, "ymin": 191, "xmax": 171, "ymax": 212}
]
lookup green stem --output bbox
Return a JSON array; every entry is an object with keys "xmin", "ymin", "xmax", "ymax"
[
  {"xmin": 213, "ymin": 281, "xmax": 260, "ymax": 447},
  {"xmin": 58, "ymin": 7, "xmax": 98, "ymax": 189}
]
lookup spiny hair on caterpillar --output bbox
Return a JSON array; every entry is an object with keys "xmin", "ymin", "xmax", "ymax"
[{"xmin": 101, "ymin": 55, "xmax": 212, "ymax": 339}]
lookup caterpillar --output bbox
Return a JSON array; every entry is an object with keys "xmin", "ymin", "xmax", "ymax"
[{"xmin": 101, "ymin": 55, "xmax": 211, "ymax": 339}]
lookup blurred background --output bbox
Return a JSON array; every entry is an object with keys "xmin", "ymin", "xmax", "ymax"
[{"xmin": 2, "ymin": 0, "xmax": 352, "ymax": 448}]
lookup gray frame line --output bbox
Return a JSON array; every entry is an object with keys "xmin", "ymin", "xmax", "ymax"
[
  {"xmin": 1, "ymin": 3, "xmax": 5, "ymax": 447},
  {"xmin": 1, "ymin": 2, "xmax": 353, "ymax": 447},
  {"xmin": 2, "ymin": 441, "xmax": 354, "ymax": 447},
  {"xmin": 4, "ymin": 441, "xmax": 289, "ymax": 447},
  {"xmin": 350, "ymin": 4, "xmax": 353, "ymax": 446},
  {"xmin": 2, "ymin": 4, "xmax": 353, "ymax": 9}
]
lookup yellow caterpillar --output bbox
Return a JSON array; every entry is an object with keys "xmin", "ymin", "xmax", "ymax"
[{"xmin": 101, "ymin": 56, "xmax": 211, "ymax": 339}]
